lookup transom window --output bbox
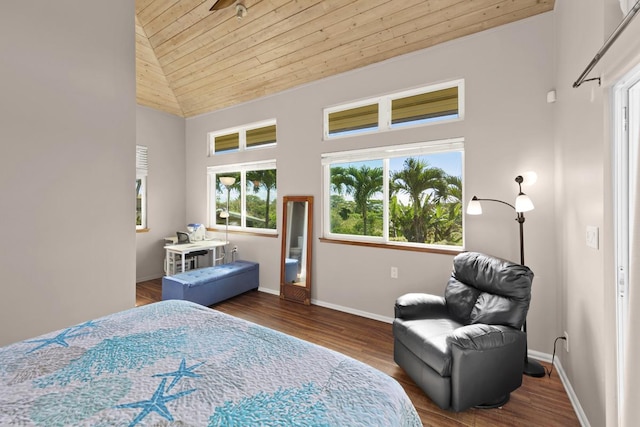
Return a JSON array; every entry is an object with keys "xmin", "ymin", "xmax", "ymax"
[
  {"xmin": 208, "ymin": 160, "xmax": 277, "ymax": 233},
  {"xmin": 324, "ymin": 80, "xmax": 463, "ymax": 139},
  {"xmin": 208, "ymin": 119, "xmax": 277, "ymax": 155},
  {"xmin": 322, "ymin": 139, "xmax": 464, "ymax": 249}
]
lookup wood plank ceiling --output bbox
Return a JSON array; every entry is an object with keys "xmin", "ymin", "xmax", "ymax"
[{"xmin": 135, "ymin": 0, "xmax": 554, "ymax": 118}]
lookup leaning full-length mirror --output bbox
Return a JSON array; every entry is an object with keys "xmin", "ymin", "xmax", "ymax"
[{"xmin": 280, "ymin": 196, "xmax": 313, "ymax": 305}]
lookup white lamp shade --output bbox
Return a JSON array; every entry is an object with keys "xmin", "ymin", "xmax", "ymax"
[
  {"xmin": 515, "ymin": 193, "xmax": 534, "ymax": 212},
  {"xmin": 466, "ymin": 198, "xmax": 483, "ymax": 215},
  {"xmin": 219, "ymin": 176, "xmax": 236, "ymax": 186},
  {"xmin": 219, "ymin": 211, "xmax": 230, "ymax": 219}
]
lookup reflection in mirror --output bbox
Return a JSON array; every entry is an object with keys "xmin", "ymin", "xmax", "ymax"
[{"xmin": 280, "ymin": 196, "xmax": 313, "ymax": 305}]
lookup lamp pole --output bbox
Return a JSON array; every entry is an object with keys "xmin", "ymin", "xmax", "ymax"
[
  {"xmin": 225, "ymin": 186, "xmax": 230, "ymax": 244},
  {"xmin": 467, "ymin": 176, "xmax": 545, "ymax": 378},
  {"xmin": 219, "ymin": 176, "xmax": 236, "ymax": 264}
]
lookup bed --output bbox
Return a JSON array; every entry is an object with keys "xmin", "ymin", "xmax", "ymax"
[{"xmin": 0, "ymin": 300, "xmax": 421, "ymax": 426}]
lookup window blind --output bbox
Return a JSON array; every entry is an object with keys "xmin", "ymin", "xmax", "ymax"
[
  {"xmin": 328, "ymin": 103, "xmax": 379, "ymax": 135},
  {"xmin": 136, "ymin": 145, "xmax": 148, "ymax": 179},
  {"xmin": 391, "ymin": 87, "xmax": 458, "ymax": 124},
  {"xmin": 246, "ymin": 124, "xmax": 277, "ymax": 148},
  {"xmin": 215, "ymin": 133, "xmax": 240, "ymax": 153}
]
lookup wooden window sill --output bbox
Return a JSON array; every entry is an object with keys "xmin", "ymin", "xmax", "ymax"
[{"xmin": 319, "ymin": 237, "xmax": 462, "ymax": 255}]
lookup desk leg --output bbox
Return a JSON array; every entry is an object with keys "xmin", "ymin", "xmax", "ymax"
[
  {"xmin": 164, "ymin": 251, "xmax": 172, "ymax": 275},
  {"xmin": 181, "ymin": 253, "xmax": 186, "ymax": 273}
]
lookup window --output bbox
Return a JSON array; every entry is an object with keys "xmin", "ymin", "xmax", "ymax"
[
  {"xmin": 322, "ymin": 139, "xmax": 464, "ymax": 249},
  {"xmin": 136, "ymin": 145, "xmax": 148, "ymax": 230},
  {"xmin": 391, "ymin": 86, "xmax": 459, "ymax": 127},
  {"xmin": 328, "ymin": 103, "xmax": 379, "ymax": 135},
  {"xmin": 208, "ymin": 160, "xmax": 277, "ymax": 233},
  {"xmin": 324, "ymin": 80, "xmax": 463, "ymax": 139},
  {"xmin": 208, "ymin": 120, "xmax": 277, "ymax": 155}
]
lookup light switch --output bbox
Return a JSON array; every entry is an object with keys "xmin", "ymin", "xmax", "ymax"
[{"xmin": 586, "ymin": 226, "xmax": 599, "ymax": 249}]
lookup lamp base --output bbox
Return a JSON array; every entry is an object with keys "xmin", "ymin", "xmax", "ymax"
[{"xmin": 524, "ymin": 358, "xmax": 546, "ymax": 378}]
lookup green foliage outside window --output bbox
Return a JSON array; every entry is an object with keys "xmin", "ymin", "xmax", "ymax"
[
  {"xmin": 214, "ymin": 169, "xmax": 277, "ymax": 230},
  {"xmin": 329, "ymin": 156, "xmax": 462, "ymax": 246}
]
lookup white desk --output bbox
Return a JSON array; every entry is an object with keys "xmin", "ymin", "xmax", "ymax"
[{"xmin": 164, "ymin": 239, "xmax": 227, "ymax": 275}]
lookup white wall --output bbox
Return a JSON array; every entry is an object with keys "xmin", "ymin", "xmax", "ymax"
[
  {"xmin": 135, "ymin": 106, "xmax": 186, "ymax": 281},
  {"xmin": 0, "ymin": 1, "xmax": 136, "ymax": 346},
  {"xmin": 554, "ymin": 0, "xmax": 640, "ymax": 425},
  {"xmin": 185, "ymin": 14, "xmax": 558, "ymax": 353}
]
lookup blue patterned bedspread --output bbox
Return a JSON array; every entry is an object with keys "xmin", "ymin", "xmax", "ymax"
[{"xmin": 0, "ymin": 300, "xmax": 421, "ymax": 426}]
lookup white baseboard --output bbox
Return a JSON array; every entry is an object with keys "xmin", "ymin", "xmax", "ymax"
[
  {"xmin": 528, "ymin": 349, "xmax": 552, "ymax": 363},
  {"xmin": 551, "ymin": 358, "xmax": 590, "ymax": 427},
  {"xmin": 257, "ymin": 288, "xmax": 394, "ymax": 323},
  {"xmin": 136, "ymin": 274, "xmax": 163, "ymax": 283},
  {"xmin": 311, "ymin": 298, "xmax": 394, "ymax": 324},
  {"xmin": 528, "ymin": 352, "xmax": 589, "ymax": 427},
  {"xmin": 257, "ymin": 286, "xmax": 279, "ymax": 296}
]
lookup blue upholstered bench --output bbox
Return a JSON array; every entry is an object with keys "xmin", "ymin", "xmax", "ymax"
[
  {"xmin": 162, "ymin": 260, "xmax": 259, "ymax": 306},
  {"xmin": 284, "ymin": 258, "xmax": 298, "ymax": 283}
]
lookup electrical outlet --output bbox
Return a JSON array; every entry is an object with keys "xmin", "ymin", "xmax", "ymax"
[
  {"xmin": 390, "ymin": 267, "xmax": 398, "ymax": 279},
  {"xmin": 564, "ymin": 331, "xmax": 569, "ymax": 352}
]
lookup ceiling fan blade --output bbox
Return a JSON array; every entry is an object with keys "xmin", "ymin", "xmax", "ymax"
[{"xmin": 210, "ymin": 0, "xmax": 236, "ymax": 11}]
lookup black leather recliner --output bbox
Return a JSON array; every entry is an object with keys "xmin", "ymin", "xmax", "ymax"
[{"xmin": 393, "ymin": 251, "xmax": 534, "ymax": 412}]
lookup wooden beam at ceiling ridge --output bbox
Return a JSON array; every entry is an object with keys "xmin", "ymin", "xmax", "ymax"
[
  {"xmin": 175, "ymin": 0, "xmax": 531, "ymax": 106},
  {"xmin": 179, "ymin": 2, "xmax": 552, "ymax": 116}
]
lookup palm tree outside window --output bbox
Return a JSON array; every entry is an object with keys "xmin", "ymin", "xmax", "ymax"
[
  {"xmin": 208, "ymin": 161, "xmax": 277, "ymax": 233},
  {"xmin": 324, "ymin": 139, "xmax": 463, "ymax": 248}
]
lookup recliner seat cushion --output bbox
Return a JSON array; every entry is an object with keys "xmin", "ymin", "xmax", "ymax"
[{"xmin": 393, "ymin": 316, "xmax": 463, "ymax": 376}]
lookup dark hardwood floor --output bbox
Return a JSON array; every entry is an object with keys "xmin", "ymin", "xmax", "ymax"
[{"xmin": 137, "ymin": 279, "xmax": 580, "ymax": 427}]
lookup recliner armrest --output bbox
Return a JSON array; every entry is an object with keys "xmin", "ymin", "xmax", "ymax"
[
  {"xmin": 394, "ymin": 293, "xmax": 448, "ymax": 319},
  {"xmin": 448, "ymin": 324, "xmax": 527, "ymax": 411},
  {"xmin": 447, "ymin": 324, "xmax": 524, "ymax": 351}
]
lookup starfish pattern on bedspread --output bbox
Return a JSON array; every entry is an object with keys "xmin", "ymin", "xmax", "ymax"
[
  {"xmin": 115, "ymin": 377, "xmax": 196, "ymax": 427},
  {"xmin": 152, "ymin": 358, "xmax": 204, "ymax": 391},
  {"xmin": 25, "ymin": 328, "xmax": 87, "ymax": 354}
]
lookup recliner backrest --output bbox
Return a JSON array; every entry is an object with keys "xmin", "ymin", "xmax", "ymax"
[{"xmin": 444, "ymin": 252, "xmax": 533, "ymax": 329}]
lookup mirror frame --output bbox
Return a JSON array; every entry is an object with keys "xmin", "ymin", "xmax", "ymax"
[{"xmin": 279, "ymin": 195, "xmax": 313, "ymax": 305}]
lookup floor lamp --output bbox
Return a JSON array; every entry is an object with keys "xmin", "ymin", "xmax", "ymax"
[
  {"xmin": 219, "ymin": 176, "xmax": 236, "ymax": 264},
  {"xmin": 466, "ymin": 174, "xmax": 546, "ymax": 378}
]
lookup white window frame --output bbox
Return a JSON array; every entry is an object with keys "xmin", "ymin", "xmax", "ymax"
[
  {"xmin": 321, "ymin": 138, "xmax": 465, "ymax": 250},
  {"xmin": 207, "ymin": 160, "xmax": 277, "ymax": 234},
  {"xmin": 136, "ymin": 145, "xmax": 148, "ymax": 230},
  {"xmin": 613, "ymin": 63, "xmax": 640, "ymax": 422},
  {"xmin": 323, "ymin": 79, "xmax": 464, "ymax": 140},
  {"xmin": 208, "ymin": 119, "xmax": 277, "ymax": 156}
]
